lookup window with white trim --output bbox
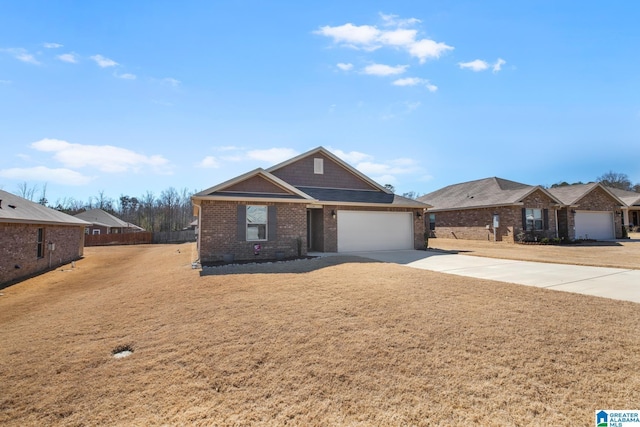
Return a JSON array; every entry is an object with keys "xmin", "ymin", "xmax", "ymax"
[
  {"xmin": 246, "ymin": 205, "xmax": 268, "ymax": 241},
  {"xmin": 525, "ymin": 208, "xmax": 543, "ymax": 231}
]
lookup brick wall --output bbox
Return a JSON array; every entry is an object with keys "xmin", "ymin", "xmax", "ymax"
[
  {"xmin": 320, "ymin": 205, "xmax": 426, "ymax": 251},
  {"xmin": 562, "ymin": 187, "xmax": 623, "ymax": 239},
  {"xmin": 1, "ymin": 223, "xmax": 85, "ymax": 286},
  {"xmin": 199, "ymin": 200, "xmax": 307, "ymax": 263},
  {"xmin": 270, "ymin": 153, "xmax": 376, "ymax": 190},
  {"xmin": 431, "ymin": 190, "xmax": 559, "ymax": 243},
  {"xmin": 222, "ymin": 175, "xmax": 289, "ymax": 194}
]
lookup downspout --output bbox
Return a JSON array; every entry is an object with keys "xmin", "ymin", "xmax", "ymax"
[{"xmin": 554, "ymin": 208, "xmax": 559, "ymax": 238}]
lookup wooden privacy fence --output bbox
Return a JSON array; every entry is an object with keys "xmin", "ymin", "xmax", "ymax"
[
  {"xmin": 85, "ymin": 232, "xmax": 153, "ymax": 246},
  {"xmin": 152, "ymin": 230, "xmax": 196, "ymax": 244},
  {"xmin": 84, "ymin": 230, "xmax": 196, "ymax": 246}
]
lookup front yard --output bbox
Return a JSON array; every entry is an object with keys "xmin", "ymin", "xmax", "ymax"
[{"xmin": 1, "ymin": 243, "xmax": 639, "ymax": 426}]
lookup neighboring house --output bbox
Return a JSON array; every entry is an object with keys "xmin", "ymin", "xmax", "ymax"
[
  {"xmin": 548, "ymin": 183, "xmax": 625, "ymax": 240},
  {"xmin": 0, "ymin": 190, "xmax": 90, "ymax": 286},
  {"xmin": 416, "ymin": 177, "xmax": 563, "ymax": 242},
  {"xmin": 74, "ymin": 208, "xmax": 144, "ymax": 235},
  {"xmin": 606, "ymin": 187, "xmax": 640, "ymax": 230},
  {"xmin": 192, "ymin": 147, "xmax": 429, "ymax": 263}
]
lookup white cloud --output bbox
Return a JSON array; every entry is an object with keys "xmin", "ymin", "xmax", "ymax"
[
  {"xmin": 43, "ymin": 43, "xmax": 63, "ymax": 49},
  {"xmin": 90, "ymin": 54, "xmax": 118, "ymax": 68},
  {"xmin": 316, "ymin": 18, "xmax": 453, "ymax": 64},
  {"xmin": 247, "ymin": 148, "xmax": 299, "ymax": 164},
  {"xmin": 493, "ymin": 58, "xmax": 506, "ymax": 72},
  {"xmin": 408, "ymin": 39, "xmax": 454, "ymax": 63},
  {"xmin": 1, "ymin": 48, "xmax": 40, "ymax": 65},
  {"xmin": 379, "ymin": 13, "xmax": 421, "ymax": 27},
  {"xmin": 314, "ymin": 23, "xmax": 381, "ymax": 50},
  {"xmin": 336, "ymin": 62, "xmax": 353, "ymax": 71},
  {"xmin": 329, "ymin": 148, "xmax": 373, "ymax": 164},
  {"xmin": 0, "ymin": 166, "xmax": 93, "ymax": 186},
  {"xmin": 378, "ymin": 28, "xmax": 418, "ymax": 46},
  {"xmin": 357, "ymin": 158, "xmax": 420, "ymax": 176},
  {"xmin": 458, "ymin": 59, "xmax": 489, "ymax": 72},
  {"xmin": 196, "ymin": 156, "xmax": 220, "ymax": 168},
  {"xmin": 162, "ymin": 77, "xmax": 181, "ymax": 87},
  {"xmin": 30, "ymin": 138, "xmax": 169, "ymax": 173},
  {"xmin": 364, "ymin": 63, "xmax": 408, "ymax": 76},
  {"xmin": 392, "ymin": 77, "xmax": 437, "ymax": 91},
  {"xmin": 57, "ymin": 53, "xmax": 78, "ymax": 63},
  {"xmin": 115, "ymin": 72, "xmax": 136, "ymax": 80}
]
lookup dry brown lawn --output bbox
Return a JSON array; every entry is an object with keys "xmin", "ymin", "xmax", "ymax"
[
  {"xmin": 429, "ymin": 234, "xmax": 640, "ymax": 270},
  {"xmin": 1, "ymin": 243, "xmax": 639, "ymax": 426}
]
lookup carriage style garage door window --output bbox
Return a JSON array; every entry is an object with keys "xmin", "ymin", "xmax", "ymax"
[{"xmin": 337, "ymin": 211, "xmax": 413, "ymax": 252}]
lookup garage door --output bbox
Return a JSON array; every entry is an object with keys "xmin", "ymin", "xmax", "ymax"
[
  {"xmin": 574, "ymin": 211, "xmax": 614, "ymax": 240},
  {"xmin": 337, "ymin": 211, "xmax": 413, "ymax": 252}
]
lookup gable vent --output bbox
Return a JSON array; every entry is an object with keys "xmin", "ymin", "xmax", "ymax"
[{"xmin": 314, "ymin": 158, "xmax": 324, "ymax": 174}]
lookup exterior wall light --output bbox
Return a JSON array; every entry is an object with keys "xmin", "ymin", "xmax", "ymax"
[{"xmin": 331, "ymin": 210, "xmax": 336, "ymax": 219}]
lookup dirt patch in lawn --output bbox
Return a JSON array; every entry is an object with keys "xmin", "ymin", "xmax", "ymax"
[
  {"xmin": 1, "ymin": 243, "xmax": 639, "ymax": 426},
  {"xmin": 429, "ymin": 236, "xmax": 640, "ymax": 270}
]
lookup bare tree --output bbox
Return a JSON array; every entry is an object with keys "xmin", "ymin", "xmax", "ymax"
[
  {"xmin": 597, "ymin": 171, "xmax": 632, "ymax": 191},
  {"xmin": 16, "ymin": 182, "xmax": 38, "ymax": 201}
]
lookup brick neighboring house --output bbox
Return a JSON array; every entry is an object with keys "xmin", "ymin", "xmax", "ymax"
[
  {"xmin": 0, "ymin": 190, "xmax": 90, "ymax": 286},
  {"xmin": 606, "ymin": 187, "xmax": 640, "ymax": 230},
  {"xmin": 192, "ymin": 147, "xmax": 429, "ymax": 263},
  {"xmin": 417, "ymin": 177, "xmax": 563, "ymax": 243},
  {"xmin": 548, "ymin": 183, "xmax": 625, "ymax": 240},
  {"xmin": 74, "ymin": 208, "xmax": 144, "ymax": 236}
]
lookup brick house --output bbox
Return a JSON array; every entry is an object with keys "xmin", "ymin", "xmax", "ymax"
[
  {"xmin": 192, "ymin": 147, "xmax": 429, "ymax": 263},
  {"xmin": 417, "ymin": 177, "xmax": 563, "ymax": 242},
  {"xmin": 74, "ymin": 208, "xmax": 145, "ymax": 235},
  {"xmin": 548, "ymin": 183, "xmax": 625, "ymax": 240},
  {"xmin": 606, "ymin": 187, "xmax": 640, "ymax": 230},
  {"xmin": 1, "ymin": 190, "xmax": 90, "ymax": 286}
]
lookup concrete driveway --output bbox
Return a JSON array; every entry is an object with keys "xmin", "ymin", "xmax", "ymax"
[{"xmin": 348, "ymin": 250, "xmax": 640, "ymax": 304}]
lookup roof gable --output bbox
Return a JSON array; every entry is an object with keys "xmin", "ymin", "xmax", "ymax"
[
  {"xmin": 548, "ymin": 183, "xmax": 624, "ymax": 206},
  {"xmin": 74, "ymin": 208, "xmax": 142, "ymax": 229},
  {"xmin": 606, "ymin": 187, "xmax": 640, "ymax": 207},
  {"xmin": 0, "ymin": 190, "xmax": 90, "ymax": 226},
  {"xmin": 267, "ymin": 147, "xmax": 390, "ymax": 193},
  {"xmin": 193, "ymin": 168, "xmax": 313, "ymax": 200},
  {"xmin": 418, "ymin": 177, "xmax": 559, "ymax": 210}
]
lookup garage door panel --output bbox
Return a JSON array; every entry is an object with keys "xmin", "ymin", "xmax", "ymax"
[
  {"xmin": 575, "ymin": 211, "xmax": 614, "ymax": 240},
  {"xmin": 337, "ymin": 211, "xmax": 413, "ymax": 252}
]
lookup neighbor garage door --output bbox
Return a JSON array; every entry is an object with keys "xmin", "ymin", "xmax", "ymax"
[
  {"xmin": 337, "ymin": 211, "xmax": 413, "ymax": 252},
  {"xmin": 574, "ymin": 211, "xmax": 614, "ymax": 240}
]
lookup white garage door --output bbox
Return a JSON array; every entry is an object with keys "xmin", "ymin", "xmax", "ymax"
[
  {"xmin": 575, "ymin": 211, "xmax": 614, "ymax": 240},
  {"xmin": 337, "ymin": 211, "xmax": 413, "ymax": 252}
]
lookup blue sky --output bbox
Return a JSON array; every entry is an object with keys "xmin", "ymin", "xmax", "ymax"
[{"xmin": 1, "ymin": 1, "xmax": 639, "ymax": 204}]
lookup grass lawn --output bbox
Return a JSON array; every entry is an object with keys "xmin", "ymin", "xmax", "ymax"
[{"xmin": 1, "ymin": 243, "xmax": 639, "ymax": 426}]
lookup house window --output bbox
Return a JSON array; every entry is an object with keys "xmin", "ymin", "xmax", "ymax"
[
  {"xmin": 246, "ymin": 205, "xmax": 268, "ymax": 241},
  {"xmin": 526, "ymin": 208, "xmax": 543, "ymax": 231},
  {"xmin": 429, "ymin": 213, "xmax": 436, "ymax": 231},
  {"xmin": 37, "ymin": 228, "xmax": 44, "ymax": 258},
  {"xmin": 93, "ymin": 229, "xmax": 101, "ymax": 235},
  {"xmin": 85, "ymin": 227, "xmax": 89, "ymax": 235},
  {"xmin": 314, "ymin": 158, "xmax": 324, "ymax": 174}
]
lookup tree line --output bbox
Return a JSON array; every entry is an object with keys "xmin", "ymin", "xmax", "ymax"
[
  {"xmin": 13, "ymin": 183, "xmax": 196, "ymax": 232},
  {"xmin": 551, "ymin": 171, "xmax": 640, "ymax": 192}
]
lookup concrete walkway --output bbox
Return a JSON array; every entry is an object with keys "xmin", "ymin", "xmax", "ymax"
[{"xmin": 345, "ymin": 250, "xmax": 640, "ymax": 304}]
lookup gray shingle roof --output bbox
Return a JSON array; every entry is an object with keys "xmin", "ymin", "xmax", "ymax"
[
  {"xmin": 74, "ymin": 208, "xmax": 143, "ymax": 230},
  {"xmin": 417, "ymin": 177, "xmax": 538, "ymax": 210},
  {"xmin": 546, "ymin": 183, "xmax": 600, "ymax": 205},
  {"xmin": 606, "ymin": 187, "xmax": 640, "ymax": 207},
  {"xmin": 0, "ymin": 190, "xmax": 90, "ymax": 226}
]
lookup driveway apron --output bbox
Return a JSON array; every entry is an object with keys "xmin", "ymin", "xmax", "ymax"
[{"xmin": 349, "ymin": 250, "xmax": 640, "ymax": 304}]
